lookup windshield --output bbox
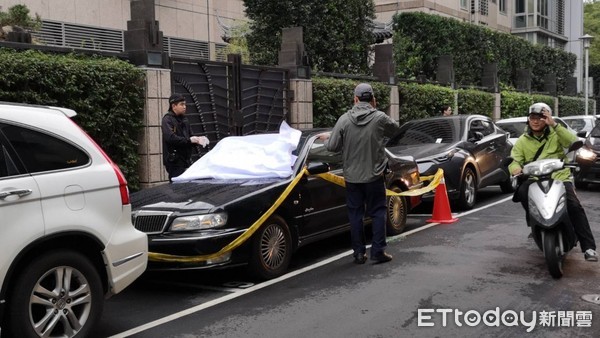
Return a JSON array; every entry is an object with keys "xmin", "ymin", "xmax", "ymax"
[{"xmin": 388, "ymin": 119, "xmax": 460, "ymax": 146}]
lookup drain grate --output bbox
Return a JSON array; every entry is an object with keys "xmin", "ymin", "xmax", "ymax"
[{"xmin": 581, "ymin": 294, "xmax": 600, "ymax": 305}]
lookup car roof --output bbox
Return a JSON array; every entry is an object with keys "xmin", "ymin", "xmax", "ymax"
[{"xmin": 0, "ymin": 101, "xmax": 77, "ymax": 119}]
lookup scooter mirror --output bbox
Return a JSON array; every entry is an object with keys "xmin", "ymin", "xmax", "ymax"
[{"xmin": 567, "ymin": 140, "xmax": 583, "ymax": 153}]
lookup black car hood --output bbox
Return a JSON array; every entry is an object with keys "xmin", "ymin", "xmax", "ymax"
[
  {"xmin": 387, "ymin": 143, "xmax": 453, "ymax": 161},
  {"xmin": 131, "ymin": 178, "xmax": 288, "ymax": 212}
]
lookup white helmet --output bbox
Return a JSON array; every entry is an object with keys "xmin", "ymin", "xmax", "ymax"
[{"xmin": 528, "ymin": 102, "xmax": 552, "ymax": 116}]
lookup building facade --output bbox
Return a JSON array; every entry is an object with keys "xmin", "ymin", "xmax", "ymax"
[{"xmin": 0, "ymin": 0, "xmax": 587, "ymax": 91}]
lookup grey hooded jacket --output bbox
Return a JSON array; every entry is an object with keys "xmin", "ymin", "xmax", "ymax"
[{"xmin": 325, "ymin": 102, "xmax": 401, "ymax": 183}]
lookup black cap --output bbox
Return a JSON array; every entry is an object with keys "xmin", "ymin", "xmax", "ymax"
[{"xmin": 169, "ymin": 94, "xmax": 185, "ymax": 105}]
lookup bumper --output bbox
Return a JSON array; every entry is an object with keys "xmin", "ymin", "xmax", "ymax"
[
  {"xmin": 102, "ymin": 206, "xmax": 148, "ymax": 296},
  {"xmin": 577, "ymin": 163, "xmax": 600, "ymax": 184},
  {"xmin": 147, "ymin": 228, "xmax": 248, "ymax": 270}
]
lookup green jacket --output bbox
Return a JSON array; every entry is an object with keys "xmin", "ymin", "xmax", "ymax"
[{"xmin": 508, "ymin": 124, "xmax": 577, "ymax": 182}]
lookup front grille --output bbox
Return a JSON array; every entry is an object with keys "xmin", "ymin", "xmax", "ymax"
[{"xmin": 133, "ymin": 211, "xmax": 172, "ymax": 234}]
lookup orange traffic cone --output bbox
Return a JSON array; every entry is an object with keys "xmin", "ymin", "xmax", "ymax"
[{"xmin": 426, "ymin": 178, "xmax": 458, "ymax": 224}]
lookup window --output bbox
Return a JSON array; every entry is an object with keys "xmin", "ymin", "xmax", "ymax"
[
  {"xmin": 461, "ymin": 0, "xmax": 468, "ymax": 9},
  {"xmin": 480, "ymin": 0, "xmax": 489, "ymax": 16},
  {"xmin": 469, "ymin": 119, "xmax": 494, "ymax": 137},
  {"xmin": 307, "ymin": 139, "xmax": 343, "ymax": 171},
  {"xmin": 515, "ymin": 0, "xmax": 525, "ymax": 13},
  {"xmin": 499, "ymin": 0, "xmax": 506, "ymax": 13},
  {"xmin": 0, "ymin": 124, "xmax": 90, "ymax": 174},
  {"xmin": 0, "ymin": 144, "xmax": 20, "ymax": 178}
]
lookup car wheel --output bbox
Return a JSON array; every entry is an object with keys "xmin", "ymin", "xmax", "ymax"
[
  {"xmin": 458, "ymin": 167, "xmax": 477, "ymax": 210},
  {"xmin": 8, "ymin": 250, "xmax": 103, "ymax": 338},
  {"xmin": 386, "ymin": 186, "xmax": 407, "ymax": 236},
  {"xmin": 248, "ymin": 215, "xmax": 292, "ymax": 280}
]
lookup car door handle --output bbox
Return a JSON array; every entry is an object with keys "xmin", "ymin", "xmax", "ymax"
[{"xmin": 0, "ymin": 189, "xmax": 33, "ymax": 200}]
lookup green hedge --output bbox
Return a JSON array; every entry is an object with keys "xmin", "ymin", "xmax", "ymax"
[
  {"xmin": 0, "ymin": 48, "xmax": 145, "ymax": 189},
  {"xmin": 312, "ymin": 77, "xmax": 390, "ymax": 127},
  {"xmin": 393, "ymin": 12, "xmax": 576, "ymax": 93},
  {"xmin": 397, "ymin": 83, "xmax": 454, "ymax": 124},
  {"xmin": 557, "ymin": 96, "xmax": 593, "ymax": 117},
  {"xmin": 500, "ymin": 91, "xmax": 533, "ymax": 119},
  {"xmin": 457, "ymin": 89, "xmax": 494, "ymax": 117}
]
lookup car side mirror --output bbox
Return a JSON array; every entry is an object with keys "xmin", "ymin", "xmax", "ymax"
[
  {"xmin": 468, "ymin": 131, "xmax": 484, "ymax": 143},
  {"xmin": 577, "ymin": 130, "xmax": 588, "ymax": 138},
  {"xmin": 306, "ymin": 162, "xmax": 330, "ymax": 175}
]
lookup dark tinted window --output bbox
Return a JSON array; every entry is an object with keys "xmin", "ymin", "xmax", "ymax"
[
  {"xmin": 306, "ymin": 139, "xmax": 343, "ymax": 170},
  {"xmin": 497, "ymin": 122, "xmax": 527, "ymax": 138},
  {"xmin": 1, "ymin": 123, "xmax": 89, "ymax": 173},
  {"xmin": 470, "ymin": 119, "xmax": 495, "ymax": 137},
  {"xmin": 0, "ymin": 144, "xmax": 21, "ymax": 178},
  {"xmin": 388, "ymin": 119, "xmax": 458, "ymax": 146}
]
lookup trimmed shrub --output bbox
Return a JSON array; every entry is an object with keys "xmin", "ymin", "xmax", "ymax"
[
  {"xmin": 0, "ymin": 48, "xmax": 145, "ymax": 189},
  {"xmin": 457, "ymin": 89, "xmax": 494, "ymax": 117},
  {"xmin": 312, "ymin": 77, "xmax": 390, "ymax": 128},
  {"xmin": 558, "ymin": 96, "xmax": 592, "ymax": 117},
  {"xmin": 398, "ymin": 83, "xmax": 454, "ymax": 124},
  {"xmin": 500, "ymin": 91, "xmax": 533, "ymax": 118}
]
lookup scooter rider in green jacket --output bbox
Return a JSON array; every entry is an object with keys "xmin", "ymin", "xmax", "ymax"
[{"xmin": 509, "ymin": 102, "xmax": 598, "ymax": 262}]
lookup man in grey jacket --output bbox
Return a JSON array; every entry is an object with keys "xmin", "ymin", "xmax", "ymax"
[{"xmin": 320, "ymin": 83, "xmax": 401, "ymax": 264}]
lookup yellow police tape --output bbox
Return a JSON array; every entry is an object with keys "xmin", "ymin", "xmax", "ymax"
[{"xmin": 148, "ymin": 168, "xmax": 444, "ymax": 263}]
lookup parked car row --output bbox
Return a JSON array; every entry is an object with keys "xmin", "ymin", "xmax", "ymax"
[{"xmin": 6, "ymin": 101, "xmax": 587, "ymax": 337}]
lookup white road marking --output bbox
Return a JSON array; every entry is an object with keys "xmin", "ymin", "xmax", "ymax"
[{"xmin": 110, "ymin": 195, "xmax": 513, "ymax": 337}]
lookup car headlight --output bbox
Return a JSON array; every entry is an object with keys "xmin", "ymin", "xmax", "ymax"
[
  {"xmin": 577, "ymin": 147, "xmax": 597, "ymax": 162},
  {"xmin": 170, "ymin": 213, "xmax": 228, "ymax": 231}
]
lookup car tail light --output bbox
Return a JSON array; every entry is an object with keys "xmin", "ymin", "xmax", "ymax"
[{"xmin": 68, "ymin": 119, "xmax": 130, "ymax": 205}]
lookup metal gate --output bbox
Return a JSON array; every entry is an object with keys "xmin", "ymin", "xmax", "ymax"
[{"xmin": 170, "ymin": 56, "xmax": 289, "ymax": 159}]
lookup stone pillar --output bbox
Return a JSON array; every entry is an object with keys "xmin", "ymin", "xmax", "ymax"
[
  {"xmin": 373, "ymin": 45, "xmax": 395, "ymax": 84},
  {"xmin": 138, "ymin": 67, "xmax": 172, "ymax": 188},
  {"xmin": 288, "ymin": 79, "xmax": 313, "ymax": 129},
  {"xmin": 124, "ymin": 0, "xmax": 167, "ymax": 67},
  {"xmin": 388, "ymin": 85, "xmax": 399, "ymax": 121},
  {"xmin": 493, "ymin": 92, "xmax": 501, "ymax": 121}
]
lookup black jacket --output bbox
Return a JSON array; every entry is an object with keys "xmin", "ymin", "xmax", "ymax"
[{"xmin": 161, "ymin": 111, "xmax": 194, "ymax": 167}]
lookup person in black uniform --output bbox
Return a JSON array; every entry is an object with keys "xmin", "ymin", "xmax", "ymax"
[{"xmin": 161, "ymin": 93, "xmax": 207, "ymax": 181}]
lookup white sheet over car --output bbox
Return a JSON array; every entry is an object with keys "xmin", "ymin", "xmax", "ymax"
[{"xmin": 172, "ymin": 121, "xmax": 302, "ymax": 181}]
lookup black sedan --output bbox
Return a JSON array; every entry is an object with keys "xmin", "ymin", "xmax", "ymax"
[
  {"xmin": 386, "ymin": 115, "xmax": 513, "ymax": 210},
  {"xmin": 131, "ymin": 129, "xmax": 422, "ymax": 279},
  {"xmin": 575, "ymin": 123, "xmax": 600, "ymax": 189}
]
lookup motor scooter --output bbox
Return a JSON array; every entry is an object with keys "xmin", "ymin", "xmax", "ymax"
[{"xmin": 516, "ymin": 141, "xmax": 586, "ymax": 279}]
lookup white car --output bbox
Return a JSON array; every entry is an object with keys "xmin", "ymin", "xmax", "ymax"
[
  {"xmin": 561, "ymin": 115, "xmax": 599, "ymax": 137},
  {"xmin": 496, "ymin": 116, "xmax": 577, "ymax": 145},
  {"xmin": 0, "ymin": 102, "xmax": 148, "ymax": 337}
]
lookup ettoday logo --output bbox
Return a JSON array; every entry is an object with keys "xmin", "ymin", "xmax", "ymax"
[{"xmin": 417, "ymin": 308, "xmax": 595, "ymax": 332}]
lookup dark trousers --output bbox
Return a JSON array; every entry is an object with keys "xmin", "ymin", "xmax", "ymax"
[
  {"xmin": 165, "ymin": 165, "xmax": 187, "ymax": 182},
  {"xmin": 346, "ymin": 177, "xmax": 387, "ymax": 257},
  {"xmin": 516, "ymin": 180, "xmax": 596, "ymax": 252}
]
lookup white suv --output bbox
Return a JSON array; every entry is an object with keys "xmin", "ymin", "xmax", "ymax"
[{"xmin": 0, "ymin": 102, "xmax": 148, "ymax": 337}]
